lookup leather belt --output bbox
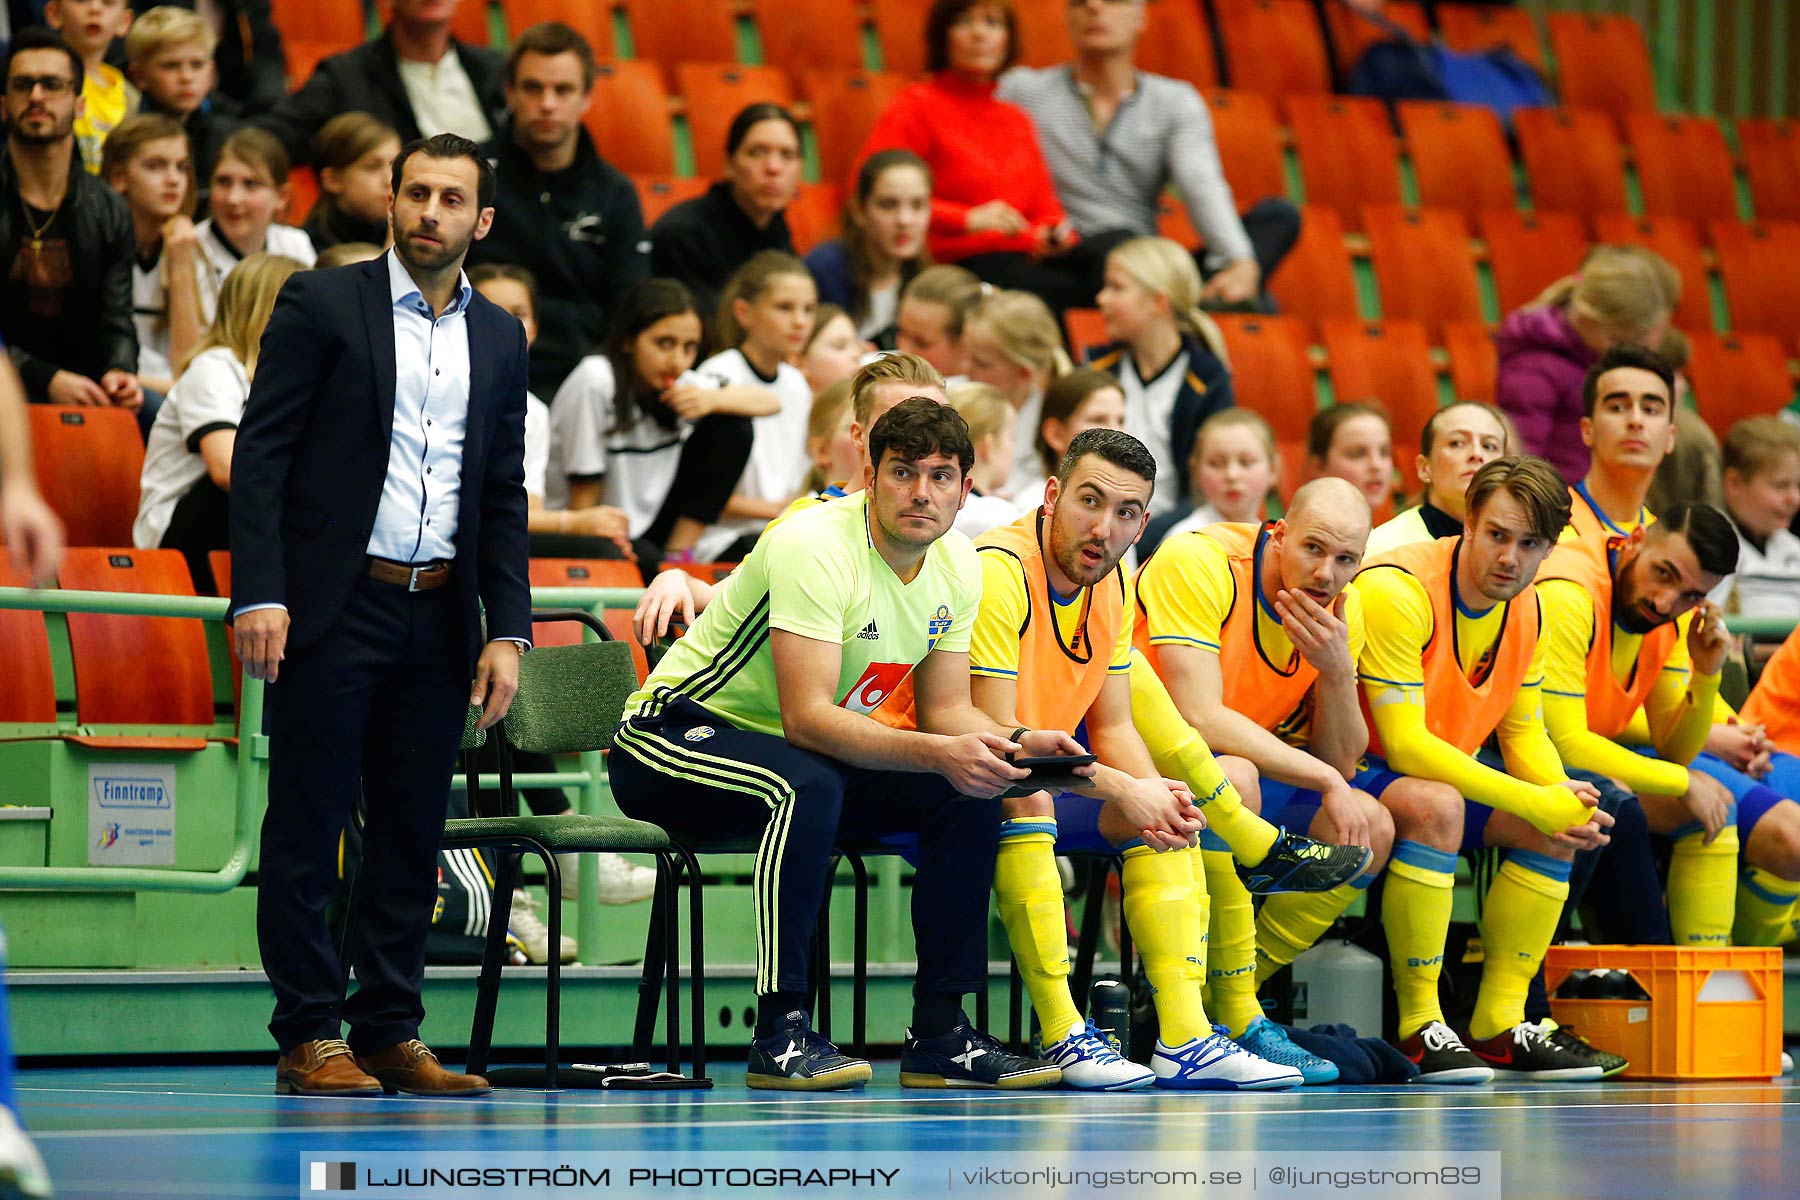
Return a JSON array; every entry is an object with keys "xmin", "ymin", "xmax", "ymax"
[{"xmin": 367, "ymin": 557, "xmax": 453, "ymax": 592}]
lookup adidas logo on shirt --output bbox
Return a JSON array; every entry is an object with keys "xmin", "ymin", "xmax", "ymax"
[{"xmin": 856, "ymin": 620, "xmax": 880, "ymax": 640}]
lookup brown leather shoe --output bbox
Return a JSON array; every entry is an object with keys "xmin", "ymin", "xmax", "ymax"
[
  {"xmin": 275, "ymin": 1038, "xmax": 383, "ymax": 1096},
  {"xmin": 355, "ymin": 1039, "xmax": 490, "ymax": 1096}
]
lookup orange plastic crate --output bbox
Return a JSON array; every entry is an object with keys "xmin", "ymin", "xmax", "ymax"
[{"xmin": 1545, "ymin": 945, "xmax": 1784, "ymax": 1080}]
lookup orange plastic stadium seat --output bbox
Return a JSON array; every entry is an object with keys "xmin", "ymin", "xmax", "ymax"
[
  {"xmin": 1737, "ymin": 119, "xmax": 1800, "ymax": 223},
  {"xmin": 1397, "ymin": 101, "xmax": 1517, "ymax": 223},
  {"xmin": 285, "ymin": 165, "xmax": 318, "ymax": 226},
  {"xmin": 1265, "ymin": 204, "xmax": 1361, "ymax": 330},
  {"xmin": 632, "ymin": 175, "xmax": 710, "ymax": 226},
  {"xmin": 1011, "ymin": 0, "xmax": 1076, "ymax": 68},
  {"xmin": 1589, "ymin": 213, "xmax": 1712, "ymax": 332},
  {"xmin": 1515, "ymin": 107, "xmax": 1629, "ymax": 223},
  {"xmin": 1710, "ymin": 219, "xmax": 1800, "ymax": 354},
  {"xmin": 283, "ymin": 39, "xmax": 345, "ymax": 88},
  {"xmin": 1215, "ymin": 0, "xmax": 1332, "ymax": 96},
  {"xmin": 0, "ymin": 560, "xmax": 56, "ymax": 725},
  {"xmin": 1156, "ymin": 195, "xmax": 1202, "ymax": 249},
  {"xmin": 752, "ymin": 0, "xmax": 866, "ymax": 73},
  {"xmin": 528, "ymin": 558, "xmax": 649, "ymax": 679},
  {"xmin": 28, "ymin": 406, "xmax": 143, "ymax": 548},
  {"xmin": 1325, "ymin": 0, "xmax": 1427, "ymax": 76},
  {"xmin": 1135, "ymin": 0, "xmax": 1219, "ymax": 90},
  {"xmin": 1436, "ymin": 3, "xmax": 1546, "ymax": 72},
  {"xmin": 1480, "ymin": 209, "xmax": 1591, "ymax": 316},
  {"xmin": 677, "ymin": 63, "xmax": 795, "ymax": 179},
  {"xmin": 1064, "ymin": 308, "xmax": 1109, "ymax": 361},
  {"xmin": 1682, "ymin": 332, "xmax": 1799, "ymax": 439},
  {"xmin": 1320, "ymin": 317, "xmax": 1439, "ymax": 477},
  {"xmin": 1203, "ymin": 89, "xmax": 1289, "ymax": 211},
  {"xmin": 1439, "ymin": 321, "xmax": 1498, "ymax": 404},
  {"xmin": 57, "ymin": 548, "xmax": 214, "ymax": 733},
  {"xmin": 1624, "ymin": 114, "xmax": 1739, "ymax": 227},
  {"xmin": 584, "ymin": 60, "xmax": 676, "ymax": 176},
  {"xmin": 871, "ymin": 0, "xmax": 927, "ymax": 76},
  {"xmin": 269, "ymin": 0, "xmax": 362, "ymax": 46},
  {"xmin": 1285, "ymin": 94, "xmax": 1402, "ymax": 231},
  {"xmin": 1546, "ymin": 13, "xmax": 1657, "ymax": 119},
  {"xmin": 623, "ymin": 0, "xmax": 737, "ymax": 77},
  {"xmin": 786, "ymin": 183, "xmax": 844, "ymax": 254},
  {"xmin": 802, "ymin": 68, "xmax": 912, "ymax": 184},
  {"xmin": 1361, "ymin": 204, "xmax": 1483, "ymax": 338},
  {"xmin": 1212, "ymin": 314, "xmax": 1317, "ymax": 445}
]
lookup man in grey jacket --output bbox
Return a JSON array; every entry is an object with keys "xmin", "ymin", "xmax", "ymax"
[{"xmin": 998, "ymin": 0, "xmax": 1298, "ymax": 310}]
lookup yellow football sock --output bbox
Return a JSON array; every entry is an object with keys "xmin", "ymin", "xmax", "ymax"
[
  {"xmin": 1130, "ymin": 658, "xmax": 1279, "ymax": 864},
  {"xmin": 1254, "ymin": 879, "xmax": 1369, "ymax": 985},
  {"xmin": 1469, "ymin": 852, "xmax": 1569, "ymax": 1042},
  {"xmin": 1668, "ymin": 824, "xmax": 1740, "ymax": 947},
  {"xmin": 1381, "ymin": 840, "xmax": 1457, "ymax": 1038},
  {"xmin": 993, "ymin": 819, "xmax": 1081, "ymax": 1046},
  {"xmin": 1734, "ymin": 867, "xmax": 1800, "ymax": 947},
  {"xmin": 1121, "ymin": 845, "xmax": 1212, "ymax": 1045},
  {"xmin": 1201, "ymin": 847, "xmax": 1261, "ymax": 1036}
]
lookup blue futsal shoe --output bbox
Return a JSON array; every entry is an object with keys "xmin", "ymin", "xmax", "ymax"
[
  {"xmin": 1238, "ymin": 828, "xmax": 1373, "ymax": 895},
  {"xmin": 746, "ymin": 1011, "xmax": 872, "ymax": 1091},
  {"xmin": 1233, "ymin": 1016, "xmax": 1340, "ymax": 1085}
]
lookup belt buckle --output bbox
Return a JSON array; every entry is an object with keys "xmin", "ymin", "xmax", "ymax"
[{"xmin": 408, "ymin": 565, "xmax": 425, "ymax": 592}]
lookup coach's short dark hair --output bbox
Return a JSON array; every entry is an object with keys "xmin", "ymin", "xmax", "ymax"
[
  {"xmin": 869, "ymin": 396, "xmax": 973, "ymax": 477},
  {"xmin": 392, "ymin": 133, "xmax": 495, "ymax": 211},
  {"xmin": 5, "ymin": 27, "xmax": 83, "ymax": 97},
  {"xmin": 506, "ymin": 20, "xmax": 597, "ymax": 89},
  {"xmin": 1651, "ymin": 502, "xmax": 1739, "ymax": 578},
  {"xmin": 1581, "ymin": 342, "xmax": 1675, "ymax": 419},
  {"xmin": 1058, "ymin": 428, "xmax": 1157, "ymax": 495}
]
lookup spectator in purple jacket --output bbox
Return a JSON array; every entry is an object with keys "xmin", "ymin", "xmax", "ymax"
[{"xmin": 1494, "ymin": 244, "xmax": 1680, "ymax": 483}]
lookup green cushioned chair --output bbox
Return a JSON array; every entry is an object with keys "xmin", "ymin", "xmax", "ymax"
[{"xmin": 439, "ymin": 612, "xmax": 707, "ymax": 1088}]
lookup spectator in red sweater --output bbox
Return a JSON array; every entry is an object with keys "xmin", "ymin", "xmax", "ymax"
[{"xmin": 854, "ymin": 0, "xmax": 1123, "ymax": 317}]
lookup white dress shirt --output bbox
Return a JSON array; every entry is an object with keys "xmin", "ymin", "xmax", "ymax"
[
  {"xmin": 396, "ymin": 49, "xmax": 493, "ymax": 144},
  {"xmin": 368, "ymin": 248, "xmax": 471, "ymax": 564}
]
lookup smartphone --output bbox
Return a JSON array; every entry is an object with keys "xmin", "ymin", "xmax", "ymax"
[{"xmin": 1012, "ymin": 754, "xmax": 1098, "ymax": 774}]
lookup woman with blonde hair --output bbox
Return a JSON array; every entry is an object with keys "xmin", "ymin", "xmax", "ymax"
[
  {"xmin": 961, "ymin": 289, "xmax": 1072, "ymax": 499},
  {"xmin": 133, "ymin": 253, "xmax": 307, "ymax": 593},
  {"xmin": 1496, "ymin": 243, "xmax": 1680, "ymax": 482},
  {"xmin": 1089, "ymin": 236, "xmax": 1234, "ymax": 516}
]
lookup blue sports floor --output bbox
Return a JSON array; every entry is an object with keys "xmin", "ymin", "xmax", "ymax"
[{"xmin": 14, "ymin": 1061, "xmax": 1796, "ymax": 1199}]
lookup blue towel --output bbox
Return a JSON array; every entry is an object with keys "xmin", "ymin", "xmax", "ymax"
[{"xmin": 1283, "ymin": 1022, "xmax": 1420, "ymax": 1084}]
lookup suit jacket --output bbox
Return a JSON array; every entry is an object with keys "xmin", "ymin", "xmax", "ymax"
[
  {"xmin": 254, "ymin": 29, "xmax": 506, "ymax": 165},
  {"xmin": 228, "ymin": 256, "xmax": 532, "ymax": 672}
]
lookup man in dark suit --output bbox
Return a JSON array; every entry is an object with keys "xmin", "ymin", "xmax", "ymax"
[
  {"xmin": 229, "ymin": 132, "xmax": 531, "ymax": 1098},
  {"xmin": 253, "ymin": 0, "xmax": 504, "ymax": 165}
]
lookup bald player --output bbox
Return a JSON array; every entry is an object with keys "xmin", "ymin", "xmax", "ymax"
[{"xmin": 1134, "ymin": 478, "xmax": 1455, "ymax": 1076}]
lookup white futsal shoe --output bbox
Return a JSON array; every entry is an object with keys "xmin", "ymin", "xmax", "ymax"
[
  {"xmin": 1152, "ymin": 1026, "xmax": 1303, "ymax": 1090},
  {"xmin": 1041, "ymin": 1022, "xmax": 1155, "ymax": 1090},
  {"xmin": 558, "ymin": 852, "xmax": 657, "ymax": 903},
  {"xmin": 0, "ymin": 1106, "xmax": 50, "ymax": 1198}
]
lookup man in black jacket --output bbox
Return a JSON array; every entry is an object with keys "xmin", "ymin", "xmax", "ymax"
[
  {"xmin": 469, "ymin": 21, "xmax": 646, "ymax": 398},
  {"xmin": 254, "ymin": 0, "xmax": 504, "ymax": 166},
  {"xmin": 0, "ymin": 30, "xmax": 141, "ymax": 422}
]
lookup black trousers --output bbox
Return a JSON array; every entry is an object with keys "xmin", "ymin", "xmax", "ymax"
[
  {"xmin": 257, "ymin": 572, "xmax": 469, "ymax": 1054},
  {"xmin": 609, "ymin": 695, "xmax": 1000, "ymax": 1000},
  {"xmin": 160, "ymin": 476, "xmax": 230, "ymax": 594},
  {"xmin": 642, "ymin": 412, "xmax": 754, "ymax": 552},
  {"xmin": 959, "ymin": 230, "xmax": 1136, "ymax": 320}
]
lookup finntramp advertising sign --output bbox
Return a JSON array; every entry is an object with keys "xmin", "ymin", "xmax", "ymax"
[{"xmin": 87, "ymin": 763, "xmax": 175, "ymax": 866}]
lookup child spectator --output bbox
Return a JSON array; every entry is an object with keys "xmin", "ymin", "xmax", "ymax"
[
  {"xmin": 1305, "ymin": 401, "xmax": 1395, "ymax": 519},
  {"xmin": 132, "ymin": 251, "xmax": 303, "ymax": 592},
  {"xmin": 303, "ymin": 112, "xmax": 399, "ymax": 254},
  {"xmin": 799, "ymin": 303, "xmax": 869, "ymax": 397},
  {"xmin": 547, "ymin": 278, "xmax": 777, "ymax": 561},
  {"xmin": 693, "ymin": 250, "xmax": 819, "ymax": 561},
  {"xmin": 1015, "ymin": 365, "xmax": 1127, "ymax": 508},
  {"xmin": 1157, "ymin": 407, "xmax": 1281, "ymax": 547},
  {"xmin": 895, "ymin": 262, "xmax": 984, "ymax": 378},
  {"xmin": 802, "ymin": 378, "xmax": 858, "ymax": 496},
  {"xmin": 962, "ymin": 288, "xmax": 1069, "ymax": 500},
  {"xmin": 125, "ymin": 6, "xmax": 240, "ymax": 201},
  {"xmin": 101, "ymin": 113, "xmax": 201, "ymax": 397},
  {"xmin": 46, "ymin": 0, "xmax": 137, "ymax": 172},
  {"xmin": 947, "ymin": 379, "xmax": 1024, "ymax": 538},
  {"xmin": 195, "ymin": 127, "xmax": 316, "ymax": 321},
  {"xmin": 314, "ymin": 241, "xmax": 382, "ymax": 269},
  {"xmin": 1088, "ymin": 235, "xmax": 1233, "ymax": 517},
  {"xmin": 1715, "ymin": 415, "xmax": 1800, "ymax": 622},
  {"xmin": 806, "ymin": 148, "xmax": 932, "ymax": 346}
]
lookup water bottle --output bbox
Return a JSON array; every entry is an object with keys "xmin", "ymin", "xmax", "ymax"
[{"xmin": 1089, "ymin": 977, "xmax": 1131, "ymax": 1059}]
